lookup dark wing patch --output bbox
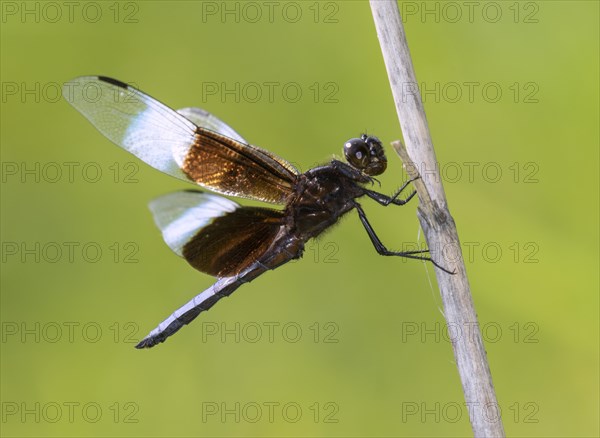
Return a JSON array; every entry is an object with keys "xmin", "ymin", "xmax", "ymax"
[
  {"xmin": 180, "ymin": 128, "xmax": 298, "ymax": 204},
  {"xmin": 182, "ymin": 206, "xmax": 285, "ymax": 277}
]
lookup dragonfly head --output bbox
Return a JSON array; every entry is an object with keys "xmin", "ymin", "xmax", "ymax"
[{"xmin": 343, "ymin": 134, "xmax": 387, "ymax": 176}]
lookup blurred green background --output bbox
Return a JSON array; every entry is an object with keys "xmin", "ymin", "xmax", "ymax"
[{"xmin": 1, "ymin": 1, "xmax": 598, "ymax": 436}]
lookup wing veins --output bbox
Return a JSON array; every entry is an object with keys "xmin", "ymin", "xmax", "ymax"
[{"xmin": 198, "ymin": 129, "xmax": 297, "ymax": 183}]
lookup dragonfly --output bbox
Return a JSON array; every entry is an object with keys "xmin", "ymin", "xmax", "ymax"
[{"xmin": 63, "ymin": 76, "xmax": 452, "ymax": 349}]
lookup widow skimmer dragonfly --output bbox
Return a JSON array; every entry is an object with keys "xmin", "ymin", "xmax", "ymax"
[{"xmin": 63, "ymin": 76, "xmax": 452, "ymax": 349}]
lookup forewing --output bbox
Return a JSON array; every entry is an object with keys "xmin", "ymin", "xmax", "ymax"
[
  {"xmin": 64, "ymin": 76, "xmax": 299, "ymax": 204},
  {"xmin": 63, "ymin": 76, "xmax": 194, "ymax": 181}
]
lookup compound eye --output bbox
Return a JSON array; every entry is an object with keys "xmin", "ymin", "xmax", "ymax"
[{"xmin": 344, "ymin": 138, "xmax": 371, "ymax": 170}]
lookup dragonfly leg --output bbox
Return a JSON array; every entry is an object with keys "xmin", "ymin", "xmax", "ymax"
[
  {"xmin": 364, "ymin": 176, "xmax": 419, "ymax": 206},
  {"xmin": 354, "ymin": 202, "xmax": 454, "ymax": 274}
]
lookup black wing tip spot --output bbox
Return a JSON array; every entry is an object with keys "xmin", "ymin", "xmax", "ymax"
[{"xmin": 98, "ymin": 76, "xmax": 129, "ymax": 89}]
